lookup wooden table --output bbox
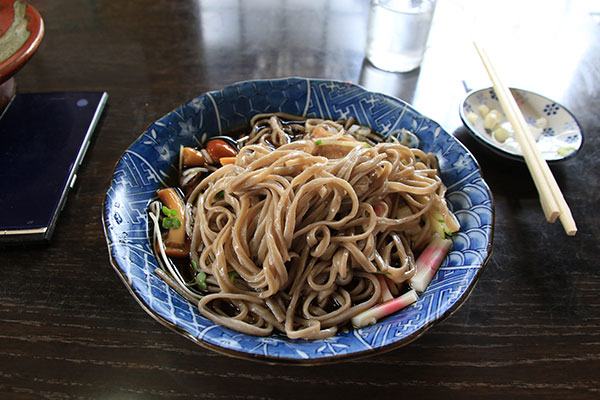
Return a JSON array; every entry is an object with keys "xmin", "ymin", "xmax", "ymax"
[{"xmin": 2, "ymin": 1, "xmax": 599, "ymax": 398}]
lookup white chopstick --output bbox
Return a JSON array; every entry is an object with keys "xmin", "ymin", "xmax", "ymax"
[{"xmin": 473, "ymin": 42, "xmax": 577, "ymax": 236}]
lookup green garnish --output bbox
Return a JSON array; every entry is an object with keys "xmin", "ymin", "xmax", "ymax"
[
  {"xmin": 364, "ymin": 142, "xmax": 372, "ymax": 148},
  {"xmin": 195, "ymin": 271, "xmax": 207, "ymax": 291},
  {"xmin": 161, "ymin": 205, "xmax": 181, "ymax": 229},
  {"xmin": 372, "ymin": 270, "xmax": 391, "ymax": 275},
  {"xmin": 162, "ymin": 216, "xmax": 181, "ymax": 229},
  {"xmin": 229, "ymin": 271, "xmax": 240, "ymax": 283},
  {"xmin": 191, "ymin": 259, "xmax": 199, "ymax": 272},
  {"xmin": 214, "ymin": 190, "xmax": 225, "ymax": 200},
  {"xmin": 557, "ymin": 146, "xmax": 575, "ymax": 157},
  {"xmin": 442, "ymin": 227, "xmax": 452, "ymax": 239},
  {"xmin": 315, "ymin": 139, "xmax": 323, "ymax": 145},
  {"xmin": 162, "ymin": 206, "xmax": 178, "ymax": 217},
  {"xmin": 432, "ymin": 209, "xmax": 453, "ymax": 239}
]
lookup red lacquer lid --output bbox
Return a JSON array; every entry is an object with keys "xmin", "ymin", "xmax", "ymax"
[{"xmin": 0, "ymin": 0, "xmax": 44, "ymax": 84}]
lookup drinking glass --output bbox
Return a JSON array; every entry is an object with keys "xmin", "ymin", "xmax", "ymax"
[{"xmin": 366, "ymin": 0, "xmax": 437, "ymax": 73}]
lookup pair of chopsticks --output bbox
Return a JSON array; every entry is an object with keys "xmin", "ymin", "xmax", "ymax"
[{"xmin": 473, "ymin": 42, "xmax": 577, "ymax": 236}]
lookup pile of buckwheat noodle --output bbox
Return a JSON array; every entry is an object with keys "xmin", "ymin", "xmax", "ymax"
[{"xmin": 164, "ymin": 113, "xmax": 456, "ymax": 340}]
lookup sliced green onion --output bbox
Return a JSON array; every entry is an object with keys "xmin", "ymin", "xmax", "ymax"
[
  {"xmin": 195, "ymin": 271, "xmax": 207, "ymax": 291},
  {"xmin": 228, "ymin": 271, "xmax": 239, "ymax": 283},
  {"xmin": 162, "ymin": 205, "xmax": 178, "ymax": 217},
  {"xmin": 315, "ymin": 139, "xmax": 363, "ymax": 148},
  {"xmin": 372, "ymin": 270, "xmax": 391, "ymax": 275},
  {"xmin": 161, "ymin": 216, "xmax": 181, "ymax": 229}
]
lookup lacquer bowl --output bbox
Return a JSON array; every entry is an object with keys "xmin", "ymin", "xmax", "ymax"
[{"xmin": 0, "ymin": 0, "xmax": 44, "ymax": 112}]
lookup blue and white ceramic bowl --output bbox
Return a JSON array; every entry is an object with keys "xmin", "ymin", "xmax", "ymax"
[
  {"xmin": 103, "ymin": 78, "xmax": 494, "ymax": 364},
  {"xmin": 460, "ymin": 87, "xmax": 583, "ymax": 162}
]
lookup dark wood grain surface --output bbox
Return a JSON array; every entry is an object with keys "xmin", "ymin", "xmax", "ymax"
[{"xmin": 2, "ymin": 1, "xmax": 599, "ymax": 398}]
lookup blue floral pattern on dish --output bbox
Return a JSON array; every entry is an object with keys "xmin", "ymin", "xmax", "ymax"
[
  {"xmin": 543, "ymin": 103, "xmax": 560, "ymax": 116},
  {"xmin": 103, "ymin": 78, "xmax": 494, "ymax": 364},
  {"xmin": 460, "ymin": 86, "xmax": 583, "ymax": 162}
]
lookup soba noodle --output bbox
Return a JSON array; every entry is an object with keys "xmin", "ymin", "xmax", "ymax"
[{"xmin": 149, "ymin": 113, "xmax": 458, "ymax": 340}]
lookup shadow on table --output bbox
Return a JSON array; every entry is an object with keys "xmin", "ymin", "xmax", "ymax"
[{"xmin": 452, "ymin": 125, "xmax": 584, "ymax": 318}]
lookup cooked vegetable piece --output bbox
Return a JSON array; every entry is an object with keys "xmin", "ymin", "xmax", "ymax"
[
  {"xmin": 493, "ymin": 126, "xmax": 511, "ymax": 143},
  {"xmin": 477, "ymin": 104, "xmax": 490, "ymax": 117},
  {"xmin": 377, "ymin": 275, "xmax": 394, "ymax": 302},
  {"xmin": 312, "ymin": 125, "xmax": 331, "ymax": 138},
  {"xmin": 195, "ymin": 271, "xmax": 207, "ymax": 290},
  {"xmin": 535, "ymin": 117, "xmax": 548, "ymax": 129},
  {"xmin": 484, "ymin": 110, "xmax": 501, "ymax": 130},
  {"xmin": 430, "ymin": 208, "xmax": 460, "ymax": 238},
  {"xmin": 157, "ymin": 188, "xmax": 188, "ymax": 258},
  {"xmin": 219, "ymin": 156, "xmax": 236, "ymax": 165},
  {"xmin": 409, "ymin": 237, "xmax": 453, "ymax": 292},
  {"xmin": 206, "ymin": 139, "xmax": 237, "ymax": 162},
  {"xmin": 467, "ymin": 111, "xmax": 479, "ymax": 124},
  {"xmin": 557, "ymin": 146, "xmax": 575, "ymax": 156},
  {"xmin": 351, "ymin": 289, "xmax": 419, "ymax": 328},
  {"xmin": 182, "ymin": 147, "xmax": 207, "ymax": 167}
]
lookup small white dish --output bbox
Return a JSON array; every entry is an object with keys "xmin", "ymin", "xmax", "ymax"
[{"xmin": 459, "ymin": 87, "xmax": 583, "ymax": 162}]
